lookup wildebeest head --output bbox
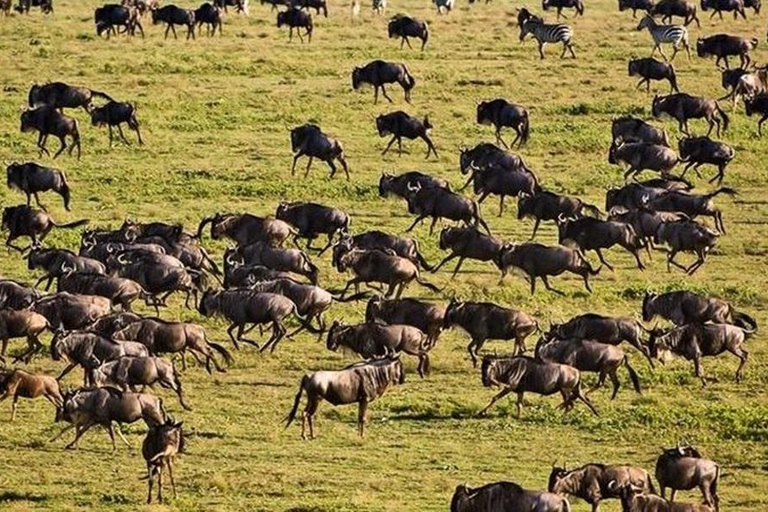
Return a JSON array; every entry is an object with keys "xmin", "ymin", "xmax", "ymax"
[
  {"xmin": 331, "ymin": 237, "xmax": 354, "ymax": 269},
  {"xmin": 607, "ymin": 140, "xmax": 621, "ymax": 165},
  {"xmin": 475, "ymin": 101, "xmax": 492, "ymax": 125},
  {"xmin": 547, "ymin": 464, "xmax": 569, "ymax": 493},
  {"xmin": 27, "ymin": 84, "xmax": 43, "ymax": 108},
  {"xmin": 438, "ymin": 227, "xmax": 458, "ymax": 250},
  {"xmin": 351, "ymin": 67, "xmax": 363, "ymax": 90},
  {"xmin": 480, "ymin": 356, "xmax": 499, "ymax": 387},
  {"xmin": 151, "ymin": 7, "xmax": 162, "ymax": 23},
  {"xmin": 375, "ymin": 114, "xmax": 390, "ymax": 137},
  {"xmin": 378, "ymin": 173, "xmax": 395, "ymax": 197},
  {"xmin": 517, "ymin": 192, "xmax": 535, "ymax": 220},
  {"xmin": 661, "ymin": 443, "xmax": 703, "ymax": 459},
  {"xmin": 695, "ymin": 38, "xmax": 708, "ymax": 58},
  {"xmin": 276, "ymin": 10, "xmax": 286, "ymax": 26},
  {"xmin": 651, "ymin": 95, "xmax": 665, "ymax": 118},
  {"xmin": 19, "ymin": 110, "xmax": 36, "ymax": 133},
  {"xmin": 443, "ymin": 296, "xmax": 465, "ymax": 327},
  {"xmin": 197, "ymin": 289, "xmax": 219, "ymax": 316},
  {"xmin": 627, "ymin": 58, "xmax": 640, "ymax": 77},
  {"xmin": 641, "ymin": 292, "xmax": 657, "ymax": 322},
  {"xmin": 325, "ymin": 320, "xmax": 346, "ymax": 351}
]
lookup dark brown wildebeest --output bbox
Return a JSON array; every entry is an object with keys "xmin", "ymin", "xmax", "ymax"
[
  {"xmin": 0, "ymin": 369, "xmax": 62, "ymax": 421},
  {"xmin": 109, "ymin": 253, "xmax": 200, "ymax": 309},
  {"xmin": 743, "ymin": 0, "xmax": 760, "ymax": 12},
  {"xmin": 479, "ymin": 355, "xmax": 598, "ymax": 416},
  {"xmin": 617, "ymin": 484, "xmax": 715, "ymax": 511},
  {"xmin": 326, "ymin": 321, "xmax": 431, "ymax": 377},
  {"xmin": 650, "ymin": 0, "xmax": 700, "ymax": 25},
  {"xmin": 214, "ymin": 0, "xmax": 248, "ymax": 13},
  {"xmin": 15, "ymin": 0, "xmax": 54, "ymax": 14},
  {"xmin": 88, "ymin": 311, "xmax": 142, "ymax": 337},
  {"xmin": 32, "ymin": 292, "xmax": 112, "ymax": 331},
  {"xmin": 0, "ymin": 309, "xmax": 49, "ymax": 363},
  {"xmin": 467, "ymin": 164, "xmax": 539, "ymax": 216},
  {"xmin": 195, "ymin": 2, "xmax": 222, "ymax": 36},
  {"xmin": 696, "ymin": 34, "xmax": 755, "ymax": 68},
  {"xmin": 118, "ymin": 219, "xmax": 194, "ymax": 245},
  {"xmin": 0, "ymin": 279, "xmax": 41, "ymax": 310},
  {"xmin": 291, "ymin": 0, "xmax": 326, "ymax": 16},
  {"xmin": 459, "ymin": 142, "xmax": 532, "ymax": 176},
  {"xmin": 151, "ymin": 4, "xmax": 196, "ymax": 39},
  {"xmin": 451, "ymin": 481, "xmax": 571, "ymax": 512},
  {"xmin": 726, "ymin": 66, "xmax": 768, "ymax": 106},
  {"xmin": 285, "ymin": 356, "xmax": 405, "ymax": 438},
  {"xmin": 95, "ymin": 4, "xmax": 143, "ymax": 38},
  {"xmin": 535, "ymin": 336, "xmax": 642, "ymax": 398},
  {"xmin": 648, "ymin": 323, "xmax": 751, "ymax": 384},
  {"xmin": 275, "ymin": 201, "xmax": 349, "ymax": 252},
  {"xmin": 629, "ymin": 57, "xmax": 680, "ymax": 92},
  {"xmin": 365, "ymin": 296, "xmax": 445, "ymax": 346},
  {"xmin": 497, "ymin": 242, "xmax": 601, "ymax": 294},
  {"xmin": 548, "ymin": 463, "xmax": 655, "ymax": 511},
  {"xmin": 388, "ymin": 14, "xmax": 428, "ymax": 50},
  {"xmin": 645, "ymin": 187, "xmax": 735, "ymax": 233},
  {"xmin": 376, "ymin": 111, "xmax": 437, "ymax": 158},
  {"xmin": 444, "ymin": 299, "xmax": 538, "ymax": 365},
  {"xmin": 339, "ymin": 230, "xmax": 434, "ymax": 270},
  {"xmin": 403, "ymin": 182, "xmax": 491, "ymax": 235},
  {"xmin": 290, "ymin": 124, "xmax": 350, "ymax": 179},
  {"xmin": 518, "ymin": 191, "xmax": 601, "ymax": 240},
  {"xmin": 700, "ymin": 0, "xmax": 746, "ymax": 19},
  {"xmin": 51, "ymin": 330, "xmax": 149, "ymax": 384},
  {"xmin": 57, "ymin": 269, "xmax": 149, "ymax": 311},
  {"xmin": 655, "ymin": 446, "xmax": 720, "ymax": 510},
  {"xmin": 143, "ymin": 418, "xmax": 185, "ymax": 504},
  {"xmin": 28, "ymin": 82, "xmax": 113, "ymax": 111},
  {"xmin": 20, "ymin": 107, "xmax": 81, "ymax": 159},
  {"xmin": 476, "ymin": 98, "xmax": 530, "ymax": 149},
  {"xmin": 1, "ymin": 205, "xmax": 88, "ymax": 252},
  {"xmin": 557, "ymin": 216, "xmax": 646, "ymax": 270},
  {"xmin": 652, "ymin": 94, "xmax": 729, "ymax": 137},
  {"xmin": 223, "ymin": 260, "xmax": 297, "ymax": 288},
  {"xmin": 352, "ymin": 60, "xmax": 415, "ymax": 103},
  {"xmin": 433, "ymin": 226, "xmax": 503, "ymax": 277},
  {"xmin": 543, "ymin": 0, "xmax": 584, "ymax": 18},
  {"xmin": 227, "ymin": 242, "xmax": 318, "ymax": 284},
  {"xmin": 52, "ymin": 387, "xmax": 167, "ymax": 450},
  {"xmin": 197, "ymin": 212, "xmax": 295, "ymax": 247},
  {"xmin": 277, "ymin": 7, "xmax": 312, "ymax": 42},
  {"xmin": 378, "ymin": 171, "xmax": 449, "ymax": 200},
  {"xmin": 608, "ymin": 140, "xmax": 679, "ymax": 180},
  {"xmin": 744, "ymin": 92, "xmax": 768, "ymax": 135},
  {"xmin": 0, "ymin": 0, "xmax": 11, "ymax": 14},
  {"xmin": 605, "ymin": 180, "xmax": 690, "ymax": 212},
  {"xmin": 619, "ymin": 0, "xmax": 655, "ymax": 17},
  {"xmin": 90, "ymin": 101, "xmax": 144, "ymax": 146},
  {"xmin": 677, "ymin": 137, "xmax": 734, "ymax": 185},
  {"xmin": 642, "ymin": 290, "xmax": 757, "ymax": 329},
  {"xmin": 612, "ymin": 116, "xmax": 670, "ymax": 146},
  {"xmin": 653, "ymin": 220, "xmax": 719, "ymax": 274},
  {"xmin": 6, "ymin": 162, "xmax": 71, "ymax": 211}
]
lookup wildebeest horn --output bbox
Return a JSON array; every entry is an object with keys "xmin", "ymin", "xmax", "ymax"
[
  {"xmin": 116, "ymin": 253, "xmax": 130, "ymax": 265},
  {"xmin": 557, "ymin": 213, "xmax": 566, "ymax": 223},
  {"xmin": 60, "ymin": 262, "xmax": 74, "ymax": 274},
  {"xmin": 607, "ymin": 479, "xmax": 617, "ymax": 490}
]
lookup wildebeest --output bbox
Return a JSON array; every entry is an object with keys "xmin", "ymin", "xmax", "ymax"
[
  {"xmin": 285, "ymin": 356, "xmax": 404, "ymax": 438},
  {"xmin": 95, "ymin": 4, "xmax": 143, "ymax": 38},
  {"xmin": 365, "ymin": 296, "xmax": 445, "ymax": 346},
  {"xmin": 612, "ymin": 116, "xmax": 670, "ymax": 146},
  {"xmin": 652, "ymin": 93, "xmax": 729, "ymax": 136},
  {"xmin": 696, "ymin": 34, "xmax": 756, "ymax": 69},
  {"xmin": 228, "ymin": 242, "xmax": 318, "ymax": 284},
  {"xmin": 326, "ymin": 321, "xmax": 431, "ymax": 376},
  {"xmin": 88, "ymin": 311, "xmax": 142, "ymax": 337},
  {"xmin": 28, "ymin": 82, "xmax": 113, "ymax": 111},
  {"xmin": 743, "ymin": 0, "xmax": 760, "ymax": 11},
  {"xmin": 645, "ymin": 187, "xmax": 735, "ymax": 233},
  {"xmin": 543, "ymin": 0, "xmax": 584, "ymax": 18},
  {"xmin": 1, "ymin": 0, "xmax": 10, "ymax": 14},
  {"xmin": 548, "ymin": 463, "xmax": 655, "ymax": 511},
  {"xmin": 143, "ymin": 418, "xmax": 185, "ymax": 504},
  {"xmin": 479, "ymin": 355, "xmax": 598, "ymax": 416},
  {"xmin": 655, "ymin": 446, "xmax": 720, "ymax": 510},
  {"xmin": 725, "ymin": 66, "xmax": 768, "ymax": 106},
  {"xmin": 451, "ymin": 481, "xmax": 571, "ymax": 512},
  {"xmin": 433, "ymin": 227, "xmax": 502, "ymax": 276},
  {"xmin": 0, "ymin": 369, "xmax": 62, "ymax": 421},
  {"xmin": 719, "ymin": 66, "xmax": 751, "ymax": 100},
  {"xmin": 518, "ymin": 190, "xmax": 600, "ymax": 239},
  {"xmin": 223, "ymin": 260, "xmax": 296, "ymax": 288},
  {"xmin": 476, "ymin": 99, "xmax": 530, "ymax": 149},
  {"xmin": 403, "ymin": 182, "xmax": 491, "ymax": 234},
  {"xmin": 6, "ymin": 162, "xmax": 71, "ymax": 211},
  {"xmin": 195, "ymin": 2, "xmax": 222, "ymax": 36},
  {"xmin": 109, "ymin": 252, "xmax": 200, "ymax": 308},
  {"xmin": 275, "ymin": 201, "xmax": 349, "ymax": 252},
  {"xmin": 459, "ymin": 142, "xmax": 532, "ymax": 176},
  {"xmin": 444, "ymin": 299, "xmax": 538, "ymax": 365},
  {"xmin": 151, "ymin": 4, "xmax": 196, "ymax": 39},
  {"xmin": 197, "ymin": 212, "xmax": 294, "ymax": 247},
  {"xmin": 20, "ymin": 106, "xmax": 81, "ymax": 159},
  {"xmin": 33, "ymin": 293, "xmax": 111, "ymax": 333},
  {"xmin": 649, "ymin": 323, "xmax": 750, "ymax": 384},
  {"xmin": 57, "ymin": 270, "xmax": 149, "ymax": 311},
  {"xmin": 2, "ymin": 205, "xmax": 88, "ymax": 252},
  {"xmin": 642, "ymin": 290, "xmax": 757, "ymax": 329},
  {"xmin": 352, "ymin": 60, "xmax": 415, "ymax": 103},
  {"xmin": 744, "ymin": 92, "xmax": 768, "ymax": 135},
  {"xmin": 376, "ymin": 111, "xmax": 437, "ymax": 159},
  {"xmin": 653, "ymin": 219, "xmax": 719, "ymax": 274},
  {"xmin": 291, "ymin": 0, "xmax": 327, "ymax": 16},
  {"xmin": 52, "ymin": 387, "xmax": 167, "ymax": 450},
  {"xmin": 378, "ymin": 171, "xmax": 449, "ymax": 200},
  {"xmin": 608, "ymin": 140, "xmax": 680, "ymax": 180},
  {"xmin": 466, "ymin": 164, "xmax": 539, "ymax": 216},
  {"xmin": 700, "ymin": 0, "xmax": 746, "ymax": 19},
  {"xmin": 650, "ymin": 0, "xmax": 700, "ymax": 25},
  {"xmin": 0, "ymin": 279, "xmax": 41, "ymax": 310},
  {"xmin": 434, "ymin": 0, "xmax": 454, "ymax": 13},
  {"xmin": 289, "ymin": 124, "xmax": 349, "ymax": 179},
  {"xmin": 605, "ymin": 181, "xmax": 683, "ymax": 212},
  {"xmin": 339, "ymin": 230, "xmax": 434, "ymax": 270},
  {"xmin": 90, "ymin": 101, "xmax": 144, "ymax": 146},
  {"xmin": 277, "ymin": 7, "xmax": 312, "ymax": 42},
  {"xmin": 51, "ymin": 330, "xmax": 149, "ymax": 384},
  {"xmin": 619, "ymin": 0, "xmax": 655, "ymax": 17},
  {"xmin": 677, "ymin": 136, "xmax": 734, "ymax": 184},
  {"xmin": 388, "ymin": 14, "xmax": 428, "ymax": 50},
  {"xmin": 214, "ymin": 0, "xmax": 249, "ymax": 13},
  {"xmin": 557, "ymin": 216, "xmax": 646, "ymax": 270},
  {"xmin": 0, "ymin": 309, "xmax": 49, "ymax": 363},
  {"xmin": 617, "ymin": 484, "xmax": 715, "ymax": 511},
  {"xmin": 497, "ymin": 242, "xmax": 601, "ymax": 294},
  {"xmin": 629, "ymin": 57, "xmax": 680, "ymax": 92}
]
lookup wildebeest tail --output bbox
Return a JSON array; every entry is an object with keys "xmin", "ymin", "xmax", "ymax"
[
  {"xmin": 750, "ymin": 37, "xmax": 759, "ymax": 49},
  {"xmin": 519, "ymin": 110, "xmax": 530, "ymax": 146},
  {"xmin": 285, "ymin": 375, "xmax": 307, "ymax": 427},
  {"xmin": 53, "ymin": 218, "xmax": 89, "ymax": 229},
  {"xmin": 422, "ymin": 22, "xmax": 429, "ymax": 44},
  {"xmin": 706, "ymin": 187, "xmax": 737, "ymax": 199},
  {"xmin": 624, "ymin": 355, "xmax": 642, "ymax": 394},
  {"xmin": 731, "ymin": 308, "xmax": 758, "ymax": 332},
  {"xmin": 208, "ymin": 340, "xmax": 234, "ymax": 365},
  {"xmin": 715, "ymin": 102, "xmax": 729, "ymax": 132},
  {"xmin": 57, "ymin": 171, "xmax": 71, "ymax": 211},
  {"xmin": 576, "ymin": 0, "xmax": 584, "ymax": 14},
  {"xmin": 711, "ymin": 464, "xmax": 719, "ymax": 497},
  {"xmin": 401, "ymin": 64, "xmax": 416, "ymax": 90},
  {"xmin": 668, "ymin": 66, "xmax": 679, "ymax": 92},
  {"xmin": 334, "ymin": 291, "xmax": 370, "ymax": 302},
  {"xmin": 415, "ymin": 272, "xmax": 441, "ymax": 293}
]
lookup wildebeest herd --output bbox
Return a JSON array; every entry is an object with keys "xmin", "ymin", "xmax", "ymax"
[{"xmin": 2, "ymin": 0, "xmax": 767, "ymax": 509}]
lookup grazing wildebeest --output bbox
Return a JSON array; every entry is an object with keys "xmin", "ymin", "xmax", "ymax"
[
  {"xmin": 378, "ymin": 172, "xmax": 449, "ymax": 200},
  {"xmin": 143, "ymin": 418, "xmax": 185, "ymax": 504},
  {"xmin": 444, "ymin": 299, "xmax": 538, "ymax": 365},
  {"xmin": 291, "ymin": 0, "xmax": 326, "ymax": 16},
  {"xmin": 744, "ymin": 92, "xmax": 768, "ymax": 135},
  {"xmin": 433, "ymin": 227, "xmax": 502, "ymax": 277},
  {"xmin": 0, "ymin": 279, "xmax": 41, "ymax": 310},
  {"xmin": 228, "ymin": 243, "xmax": 318, "ymax": 284},
  {"xmin": 289, "ymin": 124, "xmax": 349, "ymax": 179},
  {"xmin": 648, "ymin": 323, "xmax": 750, "ymax": 384},
  {"xmin": 677, "ymin": 137, "xmax": 734, "ymax": 184},
  {"xmin": 535, "ymin": 336, "xmax": 642, "ymax": 398},
  {"xmin": 90, "ymin": 101, "xmax": 144, "ymax": 146},
  {"xmin": 403, "ymin": 182, "xmax": 491, "ymax": 235},
  {"xmin": 285, "ymin": 356, "xmax": 405, "ymax": 438},
  {"xmin": 650, "ymin": 0, "xmax": 700, "ymax": 25},
  {"xmin": 497, "ymin": 242, "xmax": 601, "ymax": 294},
  {"xmin": 518, "ymin": 191, "xmax": 601, "ymax": 240},
  {"xmin": 608, "ymin": 140, "xmax": 679, "ymax": 180},
  {"xmin": 700, "ymin": 0, "xmax": 746, "ymax": 19},
  {"xmin": 28, "ymin": 82, "xmax": 113, "ymax": 111},
  {"xmin": 20, "ymin": 106, "xmax": 81, "ymax": 159},
  {"xmin": 352, "ymin": 60, "xmax": 415, "ymax": 103},
  {"xmin": 275, "ymin": 201, "xmax": 349, "ymax": 252},
  {"xmin": 0, "ymin": 309, "xmax": 49, "ymax": 363},
  {"xmin": 479, "ymin": 355, "xmax": 598, "ymax": 416},
  {"xmin": 51, "ymin": 330, "xmax": 149, "ymax": 384},
  {"xmin": 195, "ymin": 2, "xmax": 222, "ymax": 36},
  {"xmin": 557, "ymin": 216, "xmax": 646, "ymax": 270},
  {"xmin": 619, "ymin": 0, "xmax": 655, "ymax": 17},
  {"xmin": 451, "ymin": 481, "xmax": 571, "ymax": 512},
  {"xmin": 696, "ymin": 34, "xmax": 756, "ymax": 68},
  {"xmin": 57, "ymin": 270, "xmax": 149, "ymax": 311},
  {"xmin": 339, "ymin": 230, "xmax": 434, "ymax": 270},
  {"xmin": 388, "ymin": 14, "xmax": 428, "ymax": 50},
  {"xmin": 376, "ymin": 111, "xmax": 437, "ymax": 158},
  {"xmin": 277, "ymin": 8, "xmax": 312, "ymax": 42},
  {"xmin": 642, "ymin": 290, "xmax": 757, "ymax": 329},
  {"xmin": 53, "ymin": 387, "xmax": 167, "ymax": 450},
  {"xmin": 151, "ymin": 4, "xmax": 196, "ymax": 39},
  {"xmin": 326, "ymin": 321, "xmax": 431, "ymax": 376},
  {"xmin": 543, "ymin": 0, "xmax": 584, "ymax": 18},
  {"xmin": 365, "ymin": 296, "xmax": 445, "ymax": 346},
  {"xmin": 655, "ymin": 446, "xmax": 720, "ymax": 510},
  {"xmin": 6, "ymin": 162, "xmax": 71, "ymax": 211},
  {"xmin": 653, "ymin": 220, "xmax": 719, "ymax": 274},
  {"xmin": 652, "ymin": 93, "xmax": 729, "ymax": 136},
  {"xmin": 629, "ymin": 57, "xmax": 680, "ymax": 92},
  {"xmin": 2, "ymin": 206, "xmax": 88, "ymax": 252},
  {"xmin": 617, "ymin": 484, "xmax": 715, "ymax": 511},
  {"xmin": 548, "ymin": 463, "xmax": 655, "ymax": 511},
  {"xmin": 197, "ymin": 212, "xmax": 294, "ymax": 247},
  {"xmin": 95, "ymin": 4, "xmax": 143, "ymax": 38},
  {"xmin": 612, "ymin": 116, "xmax": 670, "ymax": 146},
  {"xmin": 0, "ymin": 369, "xmax": 62, "ymax": 421},
  {"xmin": 476, "ymin": 99, "xmax": 530, "ymax": 149},
  {"xmin": 645, "ymin": 187, "xmax": 735, "ymax": 233}
]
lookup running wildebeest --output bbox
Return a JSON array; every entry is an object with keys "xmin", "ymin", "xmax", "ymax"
[
  {"xmin": 548, "ymin": 463, "xmax": 655, "ymax": 511},
  {"xmin": 496, "ymin": 242, "xmax": 601, "ymax": 294},
  {"xmin": 90, "ymin": 101, "xmax": 144, "ymax": 146},
  {"xmin": 151, "ymin": 4, "xmax": 196, "ymax": 39},
  {"xmin": 644, "ymin": 187, "xmax": 736, "ymax": 233},
  {"xmin": 543, "ymin": 0, "xmax": 584, "ymax": 18},
  {"xmin": 451, "ymin": 481, "xmax": 571, "ymax": 512},
  {"xmin": 88, "ymin": 311, "xmax": 142, "ymax": 337},
  {"xmin": 28, "ymin": 82, "xmax": 113, "ymax": 111},
  {"xmin": 0, "ymin": 279, "xmax": 41, "ymax": 310},
  {"xmin": 605, "ymin": 181, "xmax": 685, "ymax": 212},
  {"xmin": 20, "ymin": 106, "xmax": 81, "ymax": 159},
  {"xmin": 652, "ymin": 93, "xmax": 729, "ymax": 136},
  {"xmin": 378, "ymin": 171, "xmax": 449, "ymax": 200},
  {"xmin": 289, "ymin": 124, "xmax": 349, "ymax": 179},
  {"xmin": 51, "ymin": 329, "xmax": 149, "ymax": 384},
  {"xmin": 223, "ymin": 260, "xmax": 296, "ymax": 288},
  {"xmin": 719, "ymin": 67, "xmax": 751, "ymax": 100},
  {"xmin": 0, "ymin": 309, "xmax": 49, "ymax": 363},
  {"xmin": 466, "ymin": 164, "xmax": 540, "ymax": 216},
  {"xmin": 612, "ymin": 116, "xmax": 670, "ymax": 146},
  {"xmin": 744, "ymin": 92, "xmax": 768, "ymax": 135},
  {"xmin": 629, "ymin": 57, "xmax": 680, "ymax": 92},
  {"xmin": 725, "ymin": 66, "xmax": 768, "ymax": 106},
  {"xmin": 619, "ymin": 0, "xmax": 655, "ymax": 17},
  {"xmin": 696, "ymin": 34, "xmax": 756, "ymax": 68},
  {"xmin": 376, "ymin": 111, "xmax": 437, "ymax": 158},
  {"xmin": 650, "ymin": 0, "xmax": 700, "ymax": 25},
  {"xmin": 338, "ymin": 230, "xmax": 434, "ymax": 270},
  {"xmin": 365, "ymin": 296, "xmax": 445, "ymax": 346},
  {"xmin": 479, "ymin": 355, "xmax": 598, "ymax": 416},
  {"xmin": 352, "ymin": 60, "xmax": 415, "ymax": 103},
  {"xmin": 57, "ymin": 269, "xmax": 149, "ymax": 312},
  {"xmin": 227, "ymin": 242, "xmax": 318, "ymax": 284},
  {"xmin": 743, "ymin": 0, "xmax": 760, "ymax": 12},
  {"xmin": 655, "ymin": 445, "xmax": 720, "ymax": 510},
  {"xmin": 608, "ymin": 206, "xmax": 687, "ymax": 254},
  {"xmin": 433, "ymin": 226, "xmax": 502, "ymax": 277},
  {"xmin": 285, "ymin": 356, "xmax": 405, "ymax": 438},
  {"xmin": 387, "ymin": 14, "xmax": 428, "ymax": 50},
  {"xmin": 476, "ymin": 99, "xmax": 530, "ymax": 149},
  {"xmin": 444, "ymin": 299, "xmax": 538, "ymax": 365},
  {"xmin": 95, "ymin": 4, "xmax": 143, "ymax": 38},
  {"xmin": 459, "ymin": 142, "xmax": 532, "ymax": 176},
  {"xmin": 557, "ymin": 215, "xmax": 646, "ymax": 270},
  {"xmin": 6, "ymin": 162, "xmax": 71, "ymax": 211},
  {"xmin": 108, "ymin": 252, "xmax": 200, "ymax": 309},
  {"xmin": 642, "ymin": 290, "xmax": 757, "ymax": 329},
  {"xmin": 403, "ymin": 182, "xmax": 491, "ymax": 235},
  {"xmin": 277, "ymin": 7, "xmax": 312, "ymax": 42},
  {"xmin": 653, "ymin": 219, "xmax": 719, "ymax": 274},
  {"xmin": 275, "ymin": 201, "xmax": 349, "ymax": 253},
  {"xmin": 700, "ymin": 0, "xmax": 746, "ymax": 19},
  {"xmin": 197, "ymin": 212, "xmax": 295, "ymax": 247},
  {"xmin": 2, "ymin": 205, "xmax": 88, "ymax": 252},
  {"xmin": 0, "ymin": 369, "xmax": 62, "ymax": 421},
  {"xmin": 143, "ymin": 418, "xmax": 185, "ymax": 504},
  {"xmin": 195, "ymin": 2, "xmax": 222, "ymax": 36},
  {"xmin": 677, "ymin": 136, "xmax": 734, "ymax": 184},
  {"xmin": 518, "ymin": 190, "xmax": 601, "ymax": 240},
  {"xmin": 608, "ymin": 140, "xmax": 680, "ymax": 180},
  {"xmin": 617, "ymin": 484, "xmax": 715, "ymax": 511}
]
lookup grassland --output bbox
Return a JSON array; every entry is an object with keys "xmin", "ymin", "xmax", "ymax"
[{"xmin": 0, "ymin": 0, "xmax": 767, "ymax": 510}]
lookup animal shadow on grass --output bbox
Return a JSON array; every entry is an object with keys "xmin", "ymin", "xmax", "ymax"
[{"xmin": 0, "ymin": 491, "xmax": 48, "ymax": 503}]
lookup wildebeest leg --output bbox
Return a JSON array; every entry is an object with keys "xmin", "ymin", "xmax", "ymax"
[
  {"xmin": 56, "ymin": 362, "xmax": 78, "ymax": 382},
  {"xmin": 268, "ymin": 321, "xmax": 287, "ymax": 353},
  {"xmin": 380, "ymin": 85, "xmax": 393, "ymax": 103},
  {"xmin": 666, "ymin": 250, "xmax": 687, "ymax": 272},
  {"xmin": 529, "ymin": 218, "xmax": 541, "ymax": 240},
  {"xmin": 586, "ymin": 371, "xmax": 606, "ymax": 396},
  {"xmin": 574, "ymin": 385, "xmax": 598, "ymax": 415},
  {"xmin": 431, "ymin": 252, "xmax": 457, "ymax": 273},
  {"xmin": 226, "ymin": 324, "xmax": 244, "ymax": 350},
  {"xmin": 49, "ymin": 423, "xmax": 75, "ymax": 443},
  {"xmin": 477, "ymin": 386, "xmax": 514, "ymax": 416},
  {"xmin": 357, "ymin": 399, "xmax": 368, "ymax": 437},
  {"xmin": 541, "ymin": 276, "xmax": 564, "ymax": 296},
  {"xmin": 428, "ymin": 216, "xmax": 438, "ymax": 235},
  {"xmin": 497, "ymin": 196, "xmax": 505, "ymax": 216},
  {"xmin": 693, "ymin": 357, "xmax": 707, "ymax": 387},
  {"xmin": 451, "ymin": 257, "xmax": 466, "ymax": 278},
  {"xmin": 36, "ymin": 132, "xmax": 50, "ymax": 156},
  {"xmin": 494, "ymin": 127, "xmax": 508, "ymax": 149},
  {"xmin": 515, "ymin": 392, "xmax": 524, "ymax": 417},
  {"xmin": 53, "ymin": 136, "xmax": 67, "ymax": 159},
  {"xmin": 5, "ymin": 237, "xmax": 29, "ymax": 253},
  {"xmin": 635, "ymin": 78, "xmax": 647, "ymax": 91},
  {"xmin": 397, "ymin": 137, "xmax": 403, "ymax": 155},
  {"xmin": 303, "ymin": 396, "xmax": 320, "ymax": 439},
  {"xmin": 730, "ymin": 344, "xmax": 748, "ymax": 382},
  {"xmin": 65, "ymin": 422, "xmax": 94, "ymax": 449},
  {"xmin": 758, "ymin": 114, "xmax": 768, "ymax": 136},
  {"xmin": 710, "ymin": 164, "xmax": 725, "ymax": 185},
  {"xmin": 117, "ymin": 124, "xmax": 131, "ymax": 145},
  {"xmin": 107, "ymin": 423, "xmax": 121, "ymax": 451},
  {"xmin": 304, "ymin": 156, "xmax": 314, "ymax": 177},
  {"xmin": 373, "ymin": 86, "xmax": 380, "ymax": 103},
  {"xmin": 381, "ymin": 135, "xmax": 398, "ymax": 155},
  {"xmin": 466, "ymin": 340, "xmax": 478, "ymax": 367},
  {"xmin": 538, "ymin": 41, "xmax": 546, "ymax": 59},
  {"xmin": 608, "ymin": 368, "xmax": 621, "ymax": 399}
]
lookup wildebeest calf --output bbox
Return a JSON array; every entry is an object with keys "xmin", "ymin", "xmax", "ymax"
[
  {"xmin": 290, "ymin": 124, "xmax": 349, "ymax": 179},
  {"xmin": 90, "ymin": 101, "xmax": 144, "ymax": 146},
  {"xmin": 629, "ymin": 57, "xmax": 680, "ymax": 92},
  {"xmin": 143, "ymin": 418, "xmax": 185, "ymax": 504},
  {"xmin": 20, "ymin": 106, "xmax": 81, "ymax": 159},
  {"xmin": 654, "ymin": 219, "xmax": 719, "ymax": 274},
  {"xmin": 376, "ymin": 111, "xmax": 437, "ymax": 158},
  {"xmin": 476, "ymin": 98, "xmax": 530, "ymax": 149},
  {"xmin": 0, "ymin": 369, "xmax": 62, "ymax": 421},
  {"xmin": 678, "ymin": 136, "xmax": 734, "ymax": 184}
]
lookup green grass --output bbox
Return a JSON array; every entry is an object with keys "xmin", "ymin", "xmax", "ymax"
[{"xmin": 1, "ymin": 0, "xmax": 768, "ymax": 510}]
